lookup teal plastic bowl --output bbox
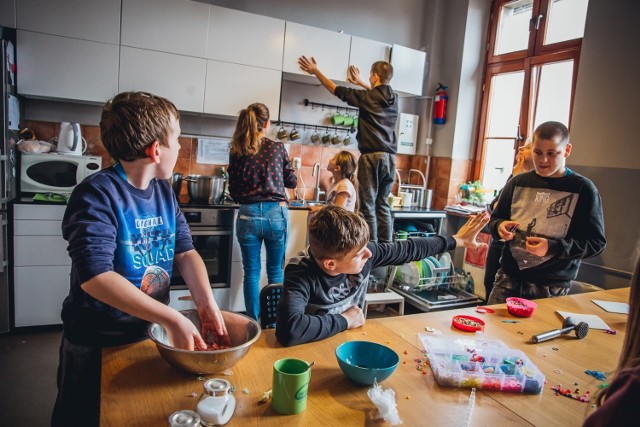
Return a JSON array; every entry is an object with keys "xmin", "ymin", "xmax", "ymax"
[{"xmin": 335, "ymin": 341, "xmax": 400, "ymax": 385}]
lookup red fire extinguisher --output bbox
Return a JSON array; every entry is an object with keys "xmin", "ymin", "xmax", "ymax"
[{"xmin": 433, "ymin": 83, "xmax": 448, "ymax": 125}]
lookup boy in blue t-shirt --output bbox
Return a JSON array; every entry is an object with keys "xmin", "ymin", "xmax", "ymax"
[{"xmin": 52, "ymin": 91, "xmax": 230, "ymax": 426}]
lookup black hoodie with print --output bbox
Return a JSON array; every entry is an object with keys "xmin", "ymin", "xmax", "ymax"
[{"xmin": 334, "ymin": 85, "xmax": 398, "ymax": 154}]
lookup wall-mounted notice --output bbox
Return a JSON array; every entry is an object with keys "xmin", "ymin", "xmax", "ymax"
[{"xmin": 196, "ymin": 138, "xmax": 231, "ymax": 164}]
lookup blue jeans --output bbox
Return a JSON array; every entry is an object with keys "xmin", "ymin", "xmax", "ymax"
[
  {"xmin": 358, "ymin": 152, "xmax": 396, "ymax": 243},
  {"xmin": 236, "ymin": 202, "xmax": 289, "ymax": 320}
]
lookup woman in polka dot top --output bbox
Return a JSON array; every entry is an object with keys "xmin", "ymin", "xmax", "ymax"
[{"xmin": 228, "ymin": 103, "xmax": 297, "ymax": 320}]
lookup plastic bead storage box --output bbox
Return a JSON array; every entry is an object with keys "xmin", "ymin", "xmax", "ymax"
[{"xmin": 419, "ymin": 333, "xmax": 545, "ymax": 394}]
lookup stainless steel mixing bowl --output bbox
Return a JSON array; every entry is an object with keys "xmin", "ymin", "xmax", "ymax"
[{"xmin": 148, "ymin": 310, "xmax": 261, "ymax": 374}]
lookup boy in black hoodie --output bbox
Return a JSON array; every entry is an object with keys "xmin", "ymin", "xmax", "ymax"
[{"xmin": 299, "ymin": 56, "xmax": 398, "ymax": 243}]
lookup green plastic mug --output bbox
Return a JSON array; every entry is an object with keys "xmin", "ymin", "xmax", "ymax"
[{"xmin": 271, "ymin": 358, "xmax": 312, "ymax": 415}]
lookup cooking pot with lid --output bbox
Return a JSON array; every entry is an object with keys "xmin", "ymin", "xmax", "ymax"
[
  {"xmin": 185, "ymin": 175, "xmax": 225, "ymax": 204},
  {"xmin": 170, "ymin": 172, "xmax": 183, "ymax": 195}
]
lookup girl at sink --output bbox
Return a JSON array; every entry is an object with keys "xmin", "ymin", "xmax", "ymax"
[
  {"xmin": 310, "ymin": 150, "xmax": 358, "ymax": 212},
  {"xmin": 228, "ymin": 102, "xmax": 297, "ymax": 321}
]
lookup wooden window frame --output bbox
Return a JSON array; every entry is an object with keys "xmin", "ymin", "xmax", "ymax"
[{"xmin": 473, "ymin": 0, "xmax": 584, "ymax": 181}]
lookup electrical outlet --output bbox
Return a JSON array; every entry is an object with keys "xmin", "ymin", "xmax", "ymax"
[
  {"xmin": 293, "ymin": 157, "xmax": 302, "ymax": 169},
  {"xmin": 425, "ymin": 137, "xmax": 433, "ymax": 145}
]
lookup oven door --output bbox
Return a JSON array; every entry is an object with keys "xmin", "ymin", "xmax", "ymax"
[{"xmin": 171, "ymin": 228, "xmax": 232, "ymax": 290}]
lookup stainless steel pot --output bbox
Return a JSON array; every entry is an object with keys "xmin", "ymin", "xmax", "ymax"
[
  {"xmin": 170, "ymin": 172, "xmax": 183, "ymax": 194},
  {"xmin": 185, "ymin": 175, "xmax": 225, "ymax": 204}
]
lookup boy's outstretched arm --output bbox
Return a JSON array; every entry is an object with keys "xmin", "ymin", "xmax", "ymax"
[
  {"xmin": 298, "ymin": 56, "xmax": 337, "ymax": 94},
  {"xmin": 452, "ymin": 212, "xmax": 491, "ymax": 250},
  {"xmin": 347, "ymin": 65, "xmax": 371, "ymax": 89}
]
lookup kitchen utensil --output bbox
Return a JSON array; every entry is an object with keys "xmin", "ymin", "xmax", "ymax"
[
  {"xmin": 185, "ymin": 175, "xmax": 225, "ymax": 204},
  {"xmin": 530, "ymin": 316, "xmax": 589, "ymax": 343},
  {"xmin": 331, "ymin": 112, "xmax": 344, "ymax": 125},
  {"xmin": 148, "ymin": 309, "xmax": 261, "ymax": 374},
  {"xmin": 58, "ymin": 122, "xmax": 86, "ymax": 155},
  {"xmin": 276, "ymin": 126, "xmax": 288, "ymax": 140},
  {"xmin": 322, "ymin": 131, "xmax": 331, "ymax": 145},
  {"xmin": 331, "ymin": 132, "xmax": 341, "ymax": 145},
  {"xmin": 335, "ymin": 341, "xmax": 399, "ymax": 385},
  {"xmin": 290, "ymin": 126, "xmax": 300, "ymax": 141},
  {"xmin": 170, "ymin": 172, "xmax": 183, "ymax": 195}
]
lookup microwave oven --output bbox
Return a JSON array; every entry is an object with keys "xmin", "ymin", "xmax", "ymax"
[{"xmin": 20, "ymin": 153, "xmax": 103, "ymax": 195}]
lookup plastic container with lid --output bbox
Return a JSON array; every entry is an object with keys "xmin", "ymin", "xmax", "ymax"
[
  {"xmin": 196, "ymin": 378, "xmax": 236, "ymax": 426},
  {"xmin": 168, "ymin": 410, "xmax": 201, "ymax": 427}
]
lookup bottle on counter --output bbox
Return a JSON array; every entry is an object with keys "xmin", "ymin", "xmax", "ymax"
[{"xmin": 196, "ymin": 378, "xmax": 236, "ymax": 426}]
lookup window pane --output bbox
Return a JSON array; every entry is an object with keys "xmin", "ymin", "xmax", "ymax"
[
  {"xmin": 545, "ymin": 0, "xmax": 589, "ymax": 45},
  {"xmin": 494, "ymin": 0, "xmax": 533, "ymax": 55},
  {"xmin": 482, "ymin": 138, "xmax": 517, "ymax": 194},
  {"xmin": 487, "ymin": 71, "xmax": 525, "ymax": 136},
  {"xmin": 533, "ymin": 60, "xmax": 573, "ymax": 129}
]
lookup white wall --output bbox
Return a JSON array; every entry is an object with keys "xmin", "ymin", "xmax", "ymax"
[{"xmin": 568, "ymin": 0, "xmax": 640, "ymax": 287}]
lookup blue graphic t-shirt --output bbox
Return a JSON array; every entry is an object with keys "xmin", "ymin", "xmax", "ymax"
[{"xmin": 60, "ymin": 167, "xmax": 194, "ymax": 346}]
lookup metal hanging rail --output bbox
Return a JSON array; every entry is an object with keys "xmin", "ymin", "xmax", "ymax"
[
  {"xmin": 273, "ymin": 120, "xmax": 356, "ymax": 134},
  {"xmin": 303, "ymin": 98, "xmax": 359, "ymax": 114}
]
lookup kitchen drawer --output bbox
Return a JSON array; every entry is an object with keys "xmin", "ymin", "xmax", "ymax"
[
  {"xmin": 13, "ymin": 265, "xmax": 71, "ymax": 327},
  {"xmin": 14, "ymin": 204, "xmax": 66, "ymax": 221},
  {"xmin": 14, "ymin": 235, "xmax": 71, "ymax": 266},
  {"xmin": 14, "ymin": 220, "xmax": 63, "ymax": 236}
]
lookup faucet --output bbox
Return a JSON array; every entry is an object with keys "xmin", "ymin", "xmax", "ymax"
[{"xmin": 312, "ymin": 162, "xmax": 325, "ymax": 202}]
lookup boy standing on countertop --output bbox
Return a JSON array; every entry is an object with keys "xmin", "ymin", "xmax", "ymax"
[{"xmin": 298, "ymin": 56, "xmax": 398, "ymax": 243}]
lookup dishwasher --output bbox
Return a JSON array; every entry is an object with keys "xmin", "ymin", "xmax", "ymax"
[{"xmin": 385, "ymin": 211, "xmax": 482, "ymax": 312}]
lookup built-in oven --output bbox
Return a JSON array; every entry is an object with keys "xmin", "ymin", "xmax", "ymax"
[{"xmin": 171, "ymin": 207, "xmax": 234, "ymax": 290}]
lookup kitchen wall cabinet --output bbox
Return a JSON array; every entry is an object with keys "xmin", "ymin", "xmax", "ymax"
[
  {"xmin": 17, "ymin": 30, "xmax": 119, "ymax": 103},
  {"xmin": 204, "ymin": 61, "xmax": 281, "ymax": 118},
  {"xmin": 0, "ymin": 0, "xmax": 15, "ymax": 28},
  {"xmin": 282, "ymin": 22, "xmax": 351, "ymax": 83},
  {"xmin": 119, "ymin": 46, "xmax": 206, "ymax": 113},
  {"xmin": 390, "ymin": 44, "xmax": 427, "ymax": 96},
  {"xmin": 121, "ymin": 0, "xmax": 209, "ymax": 58},
  {"xmin": 16, "ymin": 0, "xmax": 121, "ymax": 44},
  {"xmin": 349, "ymin": 36, "xmax": 391, "ymax": 77},
  {"xmin": 208, "ymin": 5, "xmax": 285, "ymax": 71},
  {"xmin": 13, "ymin": 204, "xmax": 70, "ymax": 327}
]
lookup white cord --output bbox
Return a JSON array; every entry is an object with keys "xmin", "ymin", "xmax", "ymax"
[
  {"xmin": 462, "ymin": 387, "xmax": 476, "ymax": 427},
  {"xmin": 295, "ymin": 168, "xmax": 306, "ymax": 201}
]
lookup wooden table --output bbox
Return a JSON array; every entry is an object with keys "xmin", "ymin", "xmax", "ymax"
[{"xmin": 101, "ymin": 289, "xmax": 629, "ymax": 426}]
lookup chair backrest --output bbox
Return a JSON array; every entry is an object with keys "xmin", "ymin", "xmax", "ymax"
[{"xmin": 259, "ymin": 283, "xmax": 283, "ymax": 329}]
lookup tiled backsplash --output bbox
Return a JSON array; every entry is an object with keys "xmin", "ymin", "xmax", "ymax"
[{"xmin": 23, "ymin": 120, "xmax": 464, "ymax": 209}]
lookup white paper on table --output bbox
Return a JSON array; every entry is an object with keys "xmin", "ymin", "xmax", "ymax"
[
  {"xmin": 555, "ymin": 311, "xmax": 611, "ymax": 330},
  {"xmin": 591, "ymin": 300, "xmax": 629, "ymax": 314}
]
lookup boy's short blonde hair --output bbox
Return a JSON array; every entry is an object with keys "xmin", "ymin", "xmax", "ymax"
[
  {"xmin": 308, "ymin": 206, "xmax": 370, "ymax": 260},
  {"xmin": 100, "ymin": 91, "xmax": 180, "ymax": 161},
  {"xmin": 371, "ymin": 61, "xmax": 394, "ymax": 84}
]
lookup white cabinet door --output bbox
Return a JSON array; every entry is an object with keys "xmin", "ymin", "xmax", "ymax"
[
  {"xmin": 282, "ymin": 22, "xmax": 351, "ymax": 82},
  {"xmin": 121, "ymin": 0, "xmax": 209, "ymax": 58},
  {"xmin": 119, "ymin": 46, "xmax": 206, "ymax": 113},
  {"xmin": 0, "ymin": 0, "xmax": 15, "ymax": 28},
  {"xmin": 16, "ymin": 0, "xmax": 121, "ymax": 44},
  {"xmin": 208, "ymin": 6, "xmax": 285, "ymax": 70},
  {"xmin": 14, "ymin": 235, "xmax": 71, "ymax": 267},
  {"xmin": 286, "ymin": 209, "xmax": 309, "ymax": 262},
  {"xmin": 204, "ymin": 61, "xmax": 281, "ymax": 118},
  {"xmin": 17, "ymin": 30, "xmax": 119, "ymax": 102},
  {"xmin": 349, "ymin": 36, "xmax": 390, "ymax": 76},
  {"xmin": 169, "ymin": 289, "xmax": 230, "ymax": 312},
  {"xmin": 14, "ymin": 265, "xmax": 70, "ymax": 327},
  {"xmin": 390, "ymin": 44, "xmax": 426, "ymax": 96},
  {"xmin": 14, "ymin": 204, "xmax": 66, "ymax": 221}
]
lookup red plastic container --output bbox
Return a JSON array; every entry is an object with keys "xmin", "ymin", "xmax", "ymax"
[
  {"xmin": 452, "ymin": 315, "xmax": 485, "ymax": 332},
  {"xmin": 506, "ymin": 297, "xmax": 537, "ymax": 318}
]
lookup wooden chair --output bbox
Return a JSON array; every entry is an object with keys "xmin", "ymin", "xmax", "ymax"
[{"xmin": 259, "ymin": 283, "xmax": 282, "ymax": 329}]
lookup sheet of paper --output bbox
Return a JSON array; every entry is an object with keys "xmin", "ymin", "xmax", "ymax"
[
  {"xmin": 591, "ymin": 300, "xmax": 629, "ymax": 314},
  {"xmin": 555, "ymin": 311, "xmax": 611, "ymax": 330}
]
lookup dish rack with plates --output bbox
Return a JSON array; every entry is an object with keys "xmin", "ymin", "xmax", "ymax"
[{"xmin": 386, "ymin": 234, "xmax": 482, "ymax": 312}]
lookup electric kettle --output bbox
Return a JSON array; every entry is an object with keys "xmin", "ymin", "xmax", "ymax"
[{"xmin": 58, "ymin": 122, "xmax": 86, "ymax": 155}]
